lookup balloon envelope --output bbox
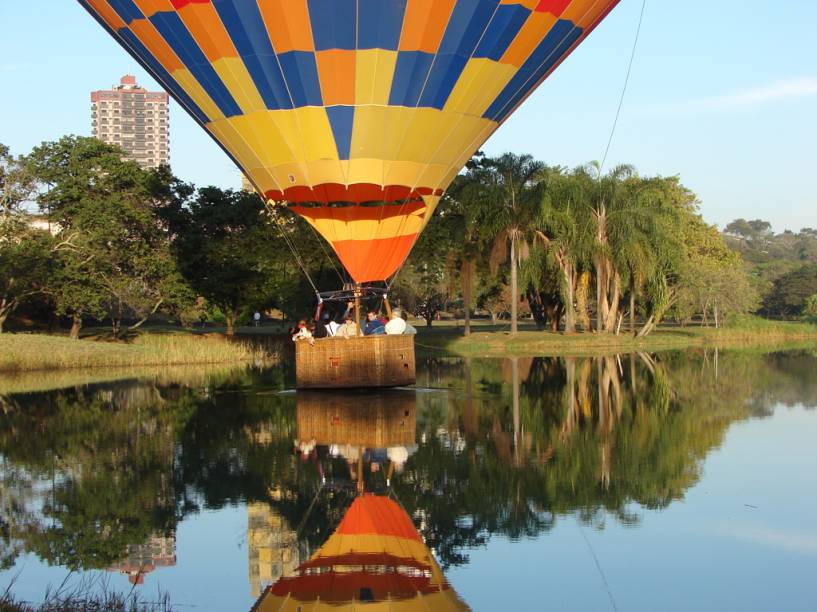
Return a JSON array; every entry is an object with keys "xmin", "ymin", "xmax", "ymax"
[
  {"xmin": 79, "ymin": 0, "xmax": 619, "ymax": 282},
  {"xmin": 254, "ymin": 494, "xmax": 469, "ymax": 610}
]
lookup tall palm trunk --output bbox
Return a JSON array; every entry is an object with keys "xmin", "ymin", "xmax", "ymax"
[
  {"xmin": 562, "ymin": 265, "xmax": 576, "ymax": 334},
  {"xmin": 512, "ymin": 357, "xmax": 520, "ymax": 465},
  {"xmin": 595, "ymin": 256, "xmax": 605, "ymax": 332},
  {"xmin": 462, "ymin": 259, "xmax": 472, "ymax": 336},
  {"xmin": 510, "ymin": 235, "xmax": 518, "ymax": 336},
  {"xmin": 576, "ymin": 271, "xmax": 592, "ymax": 331},
  {"xmin": 604, "ymin": 270, "xmax": 621, "ymax": 331}
]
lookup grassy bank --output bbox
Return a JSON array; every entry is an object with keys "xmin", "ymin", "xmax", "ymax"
[
  {"xmin": 0, "ymin": 581, "xmax": 172, "ymax": 612},
  {"xmin": 0, "ymin": 363, "xmax": 250, "ymax": 395},
  {"xmin": 2, "ymin": 318, "xmax": 814, "ymax": 372},
  {"xmin": 414, "ymin": 317, "xmax": 817, "ymax": 357},
  {"xmin": 0, "ymin": 332, "xmax": 275, "ymax": 373}
]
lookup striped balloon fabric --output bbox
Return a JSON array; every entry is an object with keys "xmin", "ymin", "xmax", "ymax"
[
  {"xmin": 255, "ymin": 494, "xmax": 469, "ymax": 610},
  {"xmin": 80, "ymin": 0, "xmax": 619, "ymax": 282}
]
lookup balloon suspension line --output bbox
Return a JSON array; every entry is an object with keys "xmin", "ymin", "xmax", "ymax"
[
  {"xmin": 266, "ymin": 202, "xmax": 320, "ymax": 296},
  {"xmin": 304, "ymin": 217, "xmax": 346, "ymax": 285},
  {"xmin": 293, "ymin": 483, "xmax": 324, "ymax": 541},
  {"xmin": 599, "ymin": 0, "xmax": 647, "ymax": 176}
]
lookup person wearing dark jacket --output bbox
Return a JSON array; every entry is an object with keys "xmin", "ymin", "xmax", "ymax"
[
  {"xmin": 313, "ymin": 314, "xmax": 329, "ymax": 338},
  {"xmin": 363, "ymin": 311, "xmax": 385, "ymax": 335}
]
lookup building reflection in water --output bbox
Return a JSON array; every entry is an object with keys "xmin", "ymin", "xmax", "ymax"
[
  {"xmin": 107, "ymin": 531, "xmax": 176, "ymax": 586},
  {"xmin": 247, "ymin": 501, "xmax": 309, "ymax": 599},
  {"xmin": 253, "ymin": 390, "xmax": 468, "ymax": 610}
]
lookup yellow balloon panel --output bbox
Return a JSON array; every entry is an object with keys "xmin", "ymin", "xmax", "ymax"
[{"xmin": 79, "ymin": 0, "xmax": 620, "ymax": 281}]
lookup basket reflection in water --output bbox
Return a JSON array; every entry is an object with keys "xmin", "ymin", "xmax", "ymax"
[
  {"xmin": 297, "ymin": 391, "xmax": 416, "ymax": 448},
  {"xmin": 254, "ymin": 390, "xmax": 467, "ymax": 609},
  {"xmin": 295, "ymin": 335, "xmax": 416, "ymax": 389}
]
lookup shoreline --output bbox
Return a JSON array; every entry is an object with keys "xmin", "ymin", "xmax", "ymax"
[
  {"xmin": 413, "ymin": 325, "xmax": 817, "ymax": 357},
  {"xmin": 0, "ymin": 331, "xmax": 276, "ymax": 374},
  {"xmin": 1, "ymin": 319, "xmax": 815, "ymax": 375}
]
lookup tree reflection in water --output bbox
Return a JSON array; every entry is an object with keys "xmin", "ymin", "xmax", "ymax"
[{"xmin": 1, "ymin": 348, "xmax": 816, "ymax": 587}]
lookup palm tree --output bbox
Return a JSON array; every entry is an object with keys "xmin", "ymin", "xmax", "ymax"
[
  {"xmin": 535, "ymin": 167, "xmax": 593, "ymax": 333},
  {"xmin": 475, "ymin": 153, "xmax": 546, "ymax": 336},
  {"xmin": 614, "ymin": 176, "xmax": 683, "ymax": 334},
  {"xmin": 574, "ymin": 163, "xmax": 682, "ymax": 333},
  {"xmin": 444, "ymin": 158, "xmax": 489, "ymax": 336}
]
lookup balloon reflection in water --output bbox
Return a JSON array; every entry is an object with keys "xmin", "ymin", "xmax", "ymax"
[
  {"xmin": 256, "ymin": 390, "xmax": 467, "ymax": 609},
  {"xmin": 254, "ymin": 494, "xmax": 469, "ymax": 611}
]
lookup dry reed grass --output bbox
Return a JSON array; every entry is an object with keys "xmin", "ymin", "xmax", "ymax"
[{"xmin": 0, "ymin": 332, "xmax": 275, "ymax": 373}]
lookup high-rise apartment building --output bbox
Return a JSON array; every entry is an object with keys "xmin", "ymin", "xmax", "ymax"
[
  {"xmin": 108, "ymin": 532, "xmax": 177, "ymax": 586},
  {"xmin": 247, "ymin": 501, "xmax": 307, "ymax": 598},
  {"xmin": 241, "ymin": 173, "xmax": 255, "ymax": 193},
  {"xmin": 91, "ymin": 75, "xmax": 169, "ymax": 169}
]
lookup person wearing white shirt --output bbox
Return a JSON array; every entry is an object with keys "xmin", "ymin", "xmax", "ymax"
[{"xmin": 385, "ymin": 308, "xmax": 407, "ymax": 335}]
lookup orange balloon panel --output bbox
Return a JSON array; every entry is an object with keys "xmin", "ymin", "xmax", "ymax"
[
  {"xmin": 255, "ymin": 495, "xmax": 469, "ymax": 610},
  {"xmin": 79, "ymin": 0, "xmax": 620, "ymax": 282}
]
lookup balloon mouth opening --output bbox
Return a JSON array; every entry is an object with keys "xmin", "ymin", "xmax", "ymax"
[
  {"xmin": 266, "ymin": 184, "xmax": 441, "ymax": 284},
  {"xmin": 263, "ymin": 183, "xmax": 443, "ymax": 206},
  {"xmin": 286, "ymin": 198, "xmax": 425, "ymax": 209}
]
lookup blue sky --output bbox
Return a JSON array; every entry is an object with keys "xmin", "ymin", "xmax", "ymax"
[{"xmin": 1, "ymin": 1, "xmax": 815, "ymax": 231}]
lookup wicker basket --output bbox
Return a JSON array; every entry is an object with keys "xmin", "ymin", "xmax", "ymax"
[
  {"xmin": 297, "ymin": 390, "xmax": 416, "ymax": 447},
  {"xmin": 294, "ymin": 335, "xmax": 416, "ymax": 389}
]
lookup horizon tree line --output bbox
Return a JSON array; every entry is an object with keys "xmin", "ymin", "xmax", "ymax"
[{"xmin": 2, "ymin": 138, "xmax": 813, "ymax": 337}]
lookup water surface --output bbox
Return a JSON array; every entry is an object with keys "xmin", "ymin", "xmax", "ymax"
[{"xmin": 1, "ymin": 348, "xmax": 816, "ymax": 610}]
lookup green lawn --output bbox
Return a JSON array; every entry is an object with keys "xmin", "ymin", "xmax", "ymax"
[{"xmin": 411, "ymin": 316, "xmax": 817, "ymax": 357}]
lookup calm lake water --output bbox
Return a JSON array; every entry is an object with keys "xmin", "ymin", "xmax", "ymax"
[{"xmin": 1, "ymin": 347, "xmax": 816, "ymax": 611}]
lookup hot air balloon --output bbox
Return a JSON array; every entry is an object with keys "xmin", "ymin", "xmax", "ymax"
[
  {"xmin": 79, "ymin": 0, "xmax": 619, "ymax": 285},
  {"xmin": 79, "ymin": 0, "xmax": 619, "ymax": 387},
  {"xmin": 253, "ymin": 494, "xmax": 469, "ymax": 611}
]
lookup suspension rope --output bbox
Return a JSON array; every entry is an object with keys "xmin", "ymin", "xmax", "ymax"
[
  {"xmin": 266, "ymin": 202, "xmax": 321, "ymax": 296},
  {"xmin": 304, "ymin": 216, "xmax": 345, "ymax": 285},
  {"xmin": 599, "ymin": 0, "xmax": 647, "ymax": 175},
  {"xmin": 293, "ymin": 483, "xmax": 324, "ymax": 540}
]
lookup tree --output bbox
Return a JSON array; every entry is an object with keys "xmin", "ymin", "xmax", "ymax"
[
  {"xmin": 391, "ymin": 261, "xmax": 447, "ymax": 327},
  {"xmin": 0, "ymin": 143, "xmax": 51, "ymax": 333},
  {"xmin": 161, "ymin": 186, "xmax": 288, "ymax": 335},
  {"xmin": 472, "ymin": 153, "xmax": 545, "ymax": 336},
  {"xmin": 533, "ymin": 167, "xmax": 592, "ymax": 333},
  {"xmin": 0, "ymin": 218, "xmax": 53, "ymax": 333},
  {"xmin": 761, "ymin": 264, "xmax": 817, "ymax": 318},
  {"xmin": 27, "ymin": 136, "xmax": 194, "ymax": 337},
  {"xmin": 724, "ymin": 218, "xmax": 773, "ymax": 248},
  {"xmin": 673, "ymin": 214, "xmax": 757, "ymax": 328},
  {"xmin": 0, "ymin": 143, "xmax": 35, "ymax": 215},
  {"xmin": 573, "ymin": 164, "xmax": 683, "ymax": 334},
  {"xmin": 803, "ymin": 294, "xmax": 817, "ymax": 323},
  {"xmin": 442, "ymin": 160, "xmax": 485, "ymax": 336}
]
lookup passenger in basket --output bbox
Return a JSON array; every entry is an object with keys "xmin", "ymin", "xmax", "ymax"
[
  {"xmin": 325, "ymin": 312, "xmax": 340, "ymax": 337},
  {"xmin": 337, "ymin": 313, "xmax": 359, "ymax": 338},
  {"xmin": 384, "ymin": 308, "xmax": 407, "ymax": 335},
  {"xmin": 292, "ymin": 319, "xmax": 315, "ymax": 344},
  {"xmin": 313, "ymin": 312, "xmax": 330, "ymax": 339},
  {"xmin": 402, "ymin": 310, "xmax": 417, "ymax": 335},
  {"xmin": 363, "ymin": 311, "xmax": 386, "ymax": 336}
]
